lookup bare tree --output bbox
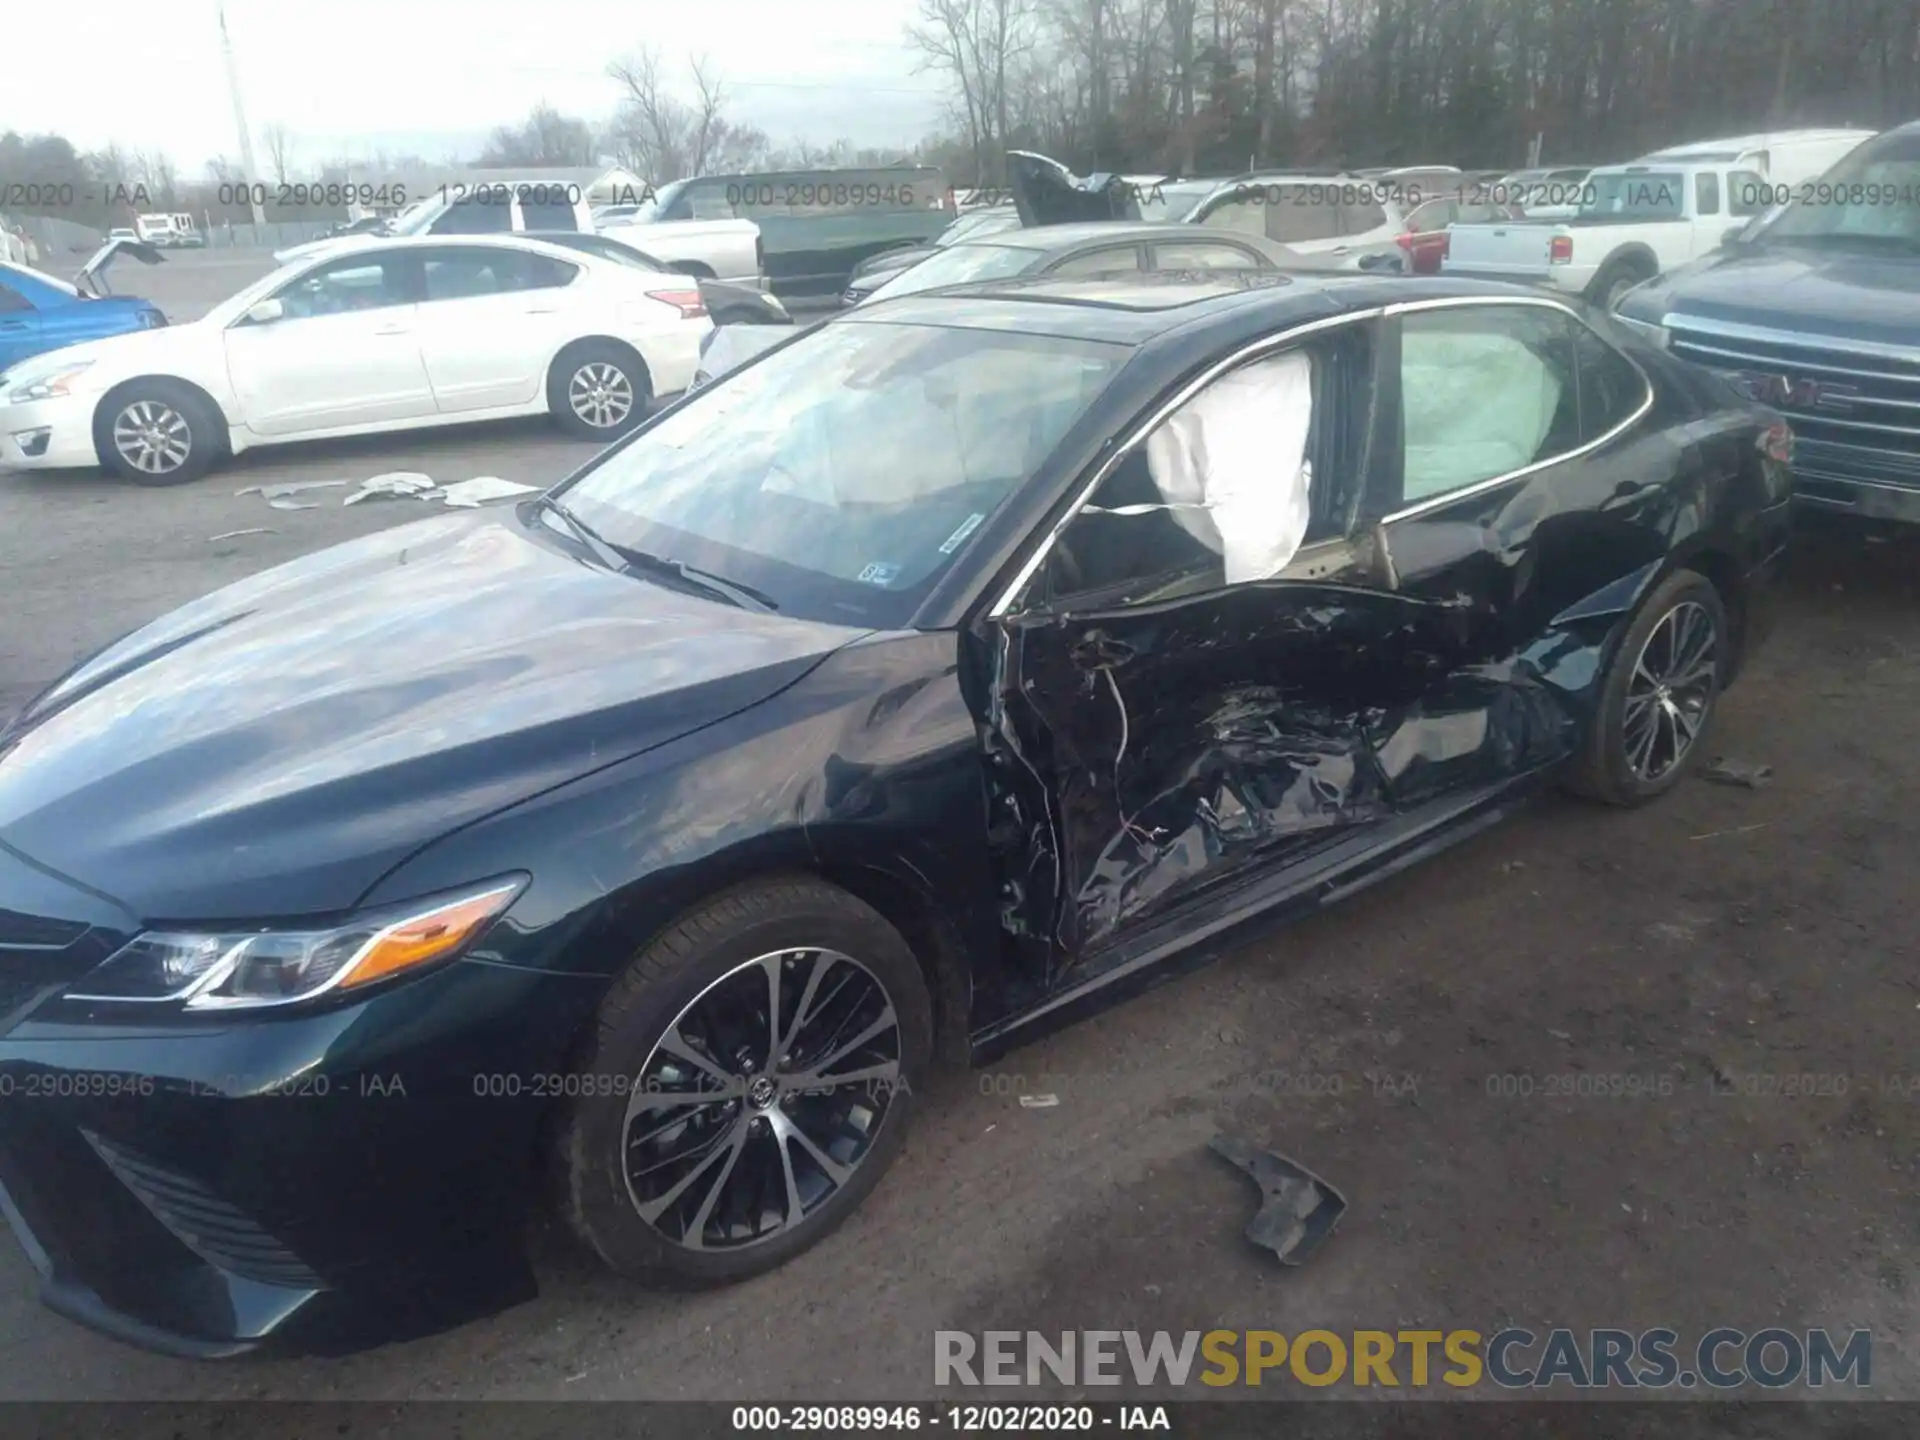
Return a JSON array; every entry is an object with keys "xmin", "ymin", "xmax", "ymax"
[
  {"xmin": 907, "ymin": 0, "xmax": 1034, "ymax": 184},
  {"xmin": 133, "ymin": 150, "xmax": 180, "ymax": 207},
  {"xmin": 606, "ymin": 48, "xmax": 768, "ymax": 183},
  {"xmin": 479, "ymin": 103, "xmax": 598, "ymax": 168},
  {"xmin": 262, "ymin": 123, "xmax": 294, "ymax": 183}
]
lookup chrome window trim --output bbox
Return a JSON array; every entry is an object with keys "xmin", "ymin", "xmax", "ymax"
[
  {"xmin": 987, "ymin": 293, "xmax": 1653, "ymax": 617},
  {"xmin": 1663, "ymin": 312, "xmax": 1920, "ymax": 366},
  {"xmin": 1379, "ymin": 294, "xmax": 1655, "ymax": 524}
]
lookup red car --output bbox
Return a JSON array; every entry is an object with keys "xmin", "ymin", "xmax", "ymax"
[{"xmin": 1396, "ymin": 196, "xmax": 1525, "ymax": 274}]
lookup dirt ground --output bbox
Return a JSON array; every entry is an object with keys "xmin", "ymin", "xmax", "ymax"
[{"xmin": 0, "ymin": 420, "xmax": 1914, "ymax": 1429}]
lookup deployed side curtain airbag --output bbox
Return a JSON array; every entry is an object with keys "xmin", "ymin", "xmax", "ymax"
[
  {"xmin": 1133, "ymin": 349, "xmax": 1316, "ymax": 583},
  {"xmin": 1401, "ymin": 328, "xmax": 1562, "ymax": 498}
]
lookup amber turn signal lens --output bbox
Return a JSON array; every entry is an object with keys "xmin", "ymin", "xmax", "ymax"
[{"xmin": 338, "ymin": 883, "xmax": 521, "ymax": 990}]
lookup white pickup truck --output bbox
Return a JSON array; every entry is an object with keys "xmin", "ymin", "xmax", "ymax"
[
  {"xmin": 1442, "ymin": 160, "xmax": 1776, "ymax": 307},
  {"xmin": 595, "ymin": 214, "xmax": 763, "ymax": 288},
  {"xmin": 1443, "ymin": 129, "xmax": 1876, "ymax": 307},
  {"xmin": 275, "ymin": 183, "xmax": 764, "ymax": 289}
]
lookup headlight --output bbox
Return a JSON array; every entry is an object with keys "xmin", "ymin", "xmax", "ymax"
[
  {"xmin": 7, "ymin": 359, "xmax": 95, "ymax": 404},
  {"xmin": 67, "ymin": 877, "xmax": 526, "ymax": 1010},
  {"xmin": 1613, "ymin": 313, "xmax": 1670, "ymax": 351}
]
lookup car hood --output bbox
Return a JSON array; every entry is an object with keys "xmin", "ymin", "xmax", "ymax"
[
  {"xmin": 1006, "ymin": 150, "xmax": 1141, "ymax": 227},
  {"xmin": 3, "ymin": 321, "xmax": 195, "ymax": 380},
  {"xmin": 0, "ymin": 511, "xmax": 868, "ymax": 920},
  {"xmin": 1623, "ymin": 241, "xmax": 1920, "ymax": 346}
]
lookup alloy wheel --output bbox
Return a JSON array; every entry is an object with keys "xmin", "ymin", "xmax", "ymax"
[
  {"xmin": 1622, "ymin": 598, "xmax": 1717, "ymax": 783},
  {"xmin": 112, "ymin": 400, "xmax": 192, "ymax": 476},
  {"xmin": 568, "ymin": 362, "xmax": 635, "ymax": 430},
  {"xmin": 622, "ymin": 947, "xmax": 904, "ymax": 1252}
]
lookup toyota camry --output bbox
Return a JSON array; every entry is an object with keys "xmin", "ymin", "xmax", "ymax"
[{"xmin": 0, "ymin": 271, "xmax": 1789, "ymax": 1355}]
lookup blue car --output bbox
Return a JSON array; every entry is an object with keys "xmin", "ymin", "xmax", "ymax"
[{"xmin": 0, "ymin": 240, "xmax": 169, "ymax": 375}]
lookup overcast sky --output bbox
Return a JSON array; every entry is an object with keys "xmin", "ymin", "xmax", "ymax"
[{"xmin": 5, "ymin": 0, "xmax": 950, "ymax": 171}]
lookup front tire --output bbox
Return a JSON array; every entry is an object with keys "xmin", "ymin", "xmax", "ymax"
[
  {"xmin": 93, "ymin": 381, "xmax": 223, "ymax": 485},
  {"xmin": 555, "ymin": 877, "xmax": 933, "ymax": 1287},
  {"xmin": 547, "ymin": 341, "xmax": 651, "ymax": 440},
  {"xmin": 1567, "ymin": 568, "xmax": 1726, "ymax": 807}
]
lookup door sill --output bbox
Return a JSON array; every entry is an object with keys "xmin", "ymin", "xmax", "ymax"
[{"xmin": 970, "ymin": 767, "xmax": 1552, "ymax": 1059}]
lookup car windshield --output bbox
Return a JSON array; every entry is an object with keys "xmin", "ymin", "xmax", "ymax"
[
  {"xmin": 938, "ymin": 210, "xmax": 1019, "ymax": 246},
  {"xmin": 865, "ymin": 242, "xmax": 1041, "ymax": 300},
  {"xmin": 384, "ymin": 195, "xmax": 446, "ymax": 236},
  {"xmin": 1138, "ymin": 180, "xmax": 1219, "ymax": 221},
  {"xmin": 1751, "ymin": 131, "xmax": 1920, "ymax": 246},
  {"xmin": 1577, "ymin": 171, "xmax": 1686, "ymax": 219},
  {"xmin": 557, "ymin": 319, "xmax": 1129, "ymax": 626}
]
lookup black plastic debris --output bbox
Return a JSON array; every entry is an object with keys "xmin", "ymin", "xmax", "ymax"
[
  {"xmin": 1701, "ymin": 757, "xmax": 1774, "ymax": 789},
  {"xmin": 1211, "ymin": 1134, "xmax": 1347, "ymax": 1267}
]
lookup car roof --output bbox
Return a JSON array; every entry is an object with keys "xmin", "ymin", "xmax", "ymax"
[
  {"xmin": 293, "ymin": 233, "xmax": 599, "ymax": 258},
  {"xmin": 1640, "ymin": 128, "xmax": 1876, "ymax": 159},
  {"xmin": 842, "ymin": 270, "xmax": 1554, "ymax": 345},
  {"xmin": 955, "ymin": 220, "xmax": 1250, "ymax": 251}
]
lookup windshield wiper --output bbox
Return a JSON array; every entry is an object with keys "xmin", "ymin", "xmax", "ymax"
[
  {"xmin": 534, "ymin": 496, "xmax": 778, "ymax": 612},
  {"xmin": 615, "ymin": 548, "xmax": 780, "ymax": 612},
  {"xmin": 535, "ymin": 493, "xmax": 630, "ymax": 575}
]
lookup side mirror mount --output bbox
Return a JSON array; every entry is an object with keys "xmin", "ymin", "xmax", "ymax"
[{"xmin": 244, "ymin": 297, "xmax": 285, "ymax": 325}]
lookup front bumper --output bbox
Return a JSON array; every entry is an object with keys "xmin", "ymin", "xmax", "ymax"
[
  {"xmin": 0, "ymin": 956, "xmax": 605, "ymax": 1356},
  {"xmin": 0, "ymin": 393, "xmax": 100, "ymax": 471}
]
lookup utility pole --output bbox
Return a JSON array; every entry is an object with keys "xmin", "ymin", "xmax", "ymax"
[{"xmin": 217, "ymin": 1, "xmax": 268, "ymax": 225}]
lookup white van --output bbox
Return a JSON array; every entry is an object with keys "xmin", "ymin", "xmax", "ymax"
[
  {"xmin": 1632, "ymin": 129, "xmax": 1877, "ymax": 189},
  {"xmin": 133, "ymin": 213, "xmax": 179, "ymax": 246}
]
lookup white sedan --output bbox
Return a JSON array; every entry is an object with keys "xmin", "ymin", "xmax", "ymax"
[{"xmin": 0, "ymin": 234, "xmax": 710, "ymax": 485}]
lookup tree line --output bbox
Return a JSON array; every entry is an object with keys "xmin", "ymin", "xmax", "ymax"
[
  {"xmin": 6, "ymin": 4, "xmax": 1918, "ymax": 236},
  {"xmin": 907, "ymin": 0, "xmax": 1920, "ymax": 182}
]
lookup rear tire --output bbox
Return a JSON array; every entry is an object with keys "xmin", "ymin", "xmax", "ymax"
[
  {"xmin": 1590, "ymin": 259, "xmax": 1653, "ymax": 312},
  {"xmin": 555, "ymin": 877, "xmax": 933, "ymax": 1287},
  {"xmin": 1566, "ymin": 568, "xmax": 1726, "ymax": 807},
  {"xmin": 547, "ymin": 341, "xmax": 652, "ymax": 440},
  {"xmin": 93, "ymin": 380, "xmax": 223, "ymax": 485}
]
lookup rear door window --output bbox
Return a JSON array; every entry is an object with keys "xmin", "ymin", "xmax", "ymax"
[
  {"xmin": 517, "ymin": 185, "xmax": 583, "ymax": 233},
  {"xmin": 1338, "ymin": 195, "xmax": 1390, "ymax": 235},
  {"xmin": 1396, "ymin": 304, "xmax": 1583, "ymax": 504},
  {"xmin": 1265, "ymin": 189, "xmax": 1343, "ymax": 243},
  {"xmin": 432, "ymin": 198, "xmax": 511, "ymax": 235}
]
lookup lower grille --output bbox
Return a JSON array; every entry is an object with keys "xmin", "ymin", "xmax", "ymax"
[{"xmin": 82, "ymin": 1131, "xmax": 323, "ymax": 1290}]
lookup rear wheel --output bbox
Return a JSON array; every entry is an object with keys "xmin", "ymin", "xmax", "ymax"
[
  {"xmin": 1590, "ymin": 259, "xmax": 1653, "ymax": 312},
  {"xmin": 1567, "ymin": 569, "xmax": 1726, "ymax": 807},
  {"xmin": 93, "ymin": 381, "xmax": 223, "ymax": 485},
  {"xmin": 547, "ymin": 341, "xmax": 652, "ymax": 440},
  {"xmin": 555, "ymin": 878, "xmax": 933, "ymax": 1286}
]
